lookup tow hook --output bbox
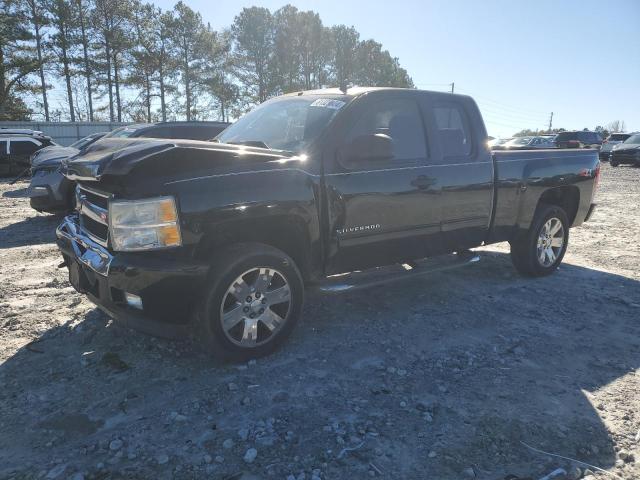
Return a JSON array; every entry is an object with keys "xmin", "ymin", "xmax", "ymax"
[{"xmin": 58, "ymin": 260, "xmax": 68, "ymax": 269}]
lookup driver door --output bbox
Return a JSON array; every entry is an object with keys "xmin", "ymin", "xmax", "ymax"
[{"xmin": 324, "ymin": 93, "xmax": 443, "ymax": 274}]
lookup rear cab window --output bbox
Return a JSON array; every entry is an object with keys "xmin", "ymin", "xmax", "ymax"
[{"xmin": 432, "ymin": 103, "xmax": 473, "ymax": 161}]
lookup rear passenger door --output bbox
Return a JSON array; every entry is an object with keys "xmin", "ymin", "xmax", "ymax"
[
  {"xmin": 420, "ymin": 99, "xmax": 494, "ymax": 250},
  {"xmin": 324, "ymin": 93, "xmax": 443, "ymax": 273}
]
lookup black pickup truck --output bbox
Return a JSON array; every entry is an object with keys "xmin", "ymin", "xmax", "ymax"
[{"xmin": 56, "ymin": 87, "xmax": 600, "ymax": 361}]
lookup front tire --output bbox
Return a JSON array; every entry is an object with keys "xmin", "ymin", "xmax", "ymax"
[
  {"xmin": 509, "ymin": 204, "xmax": 569, "ymax": 277},
  {"xmin": 196, "ymin": 243, "xmax": 304, "ymax": 362}
]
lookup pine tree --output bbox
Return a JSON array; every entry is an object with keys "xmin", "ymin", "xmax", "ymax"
[
  {"xmin": 0, "ymin": 0, "xmax": 40, "ymax": 119},
  {"xmin": 25, "ymin": 0, "xmax": 49, "ymax": 121},
  {"xmin": 167, "ymin": 1, "xmax": 209, "ymax": 120},
  {"xmin": 92, "ymin": 0, "xmax": 128, "ymax": 121},
  {"xmin": 75, "ymin": 0, "xmax": 94, "ymax": 121},
  {"xmin": 47, "ymin": 0, "xmax": 78, "ymax": 121},
  {"xmin": 231, "ymin": 7, "xmax": 276, "ymax": 104},
  {"xmin": 203, "ymin": 29, "xmax": 238, "ymax": 122},
  {"xmin": 329, "ymin": 25, "xmax": 359, "ymax": 90}
]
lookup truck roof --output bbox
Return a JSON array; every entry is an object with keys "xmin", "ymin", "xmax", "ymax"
[{"xmin": 283, "ymin": 86, "xmax": 472, "ymax": 102}]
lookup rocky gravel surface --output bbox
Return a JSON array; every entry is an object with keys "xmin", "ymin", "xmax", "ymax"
[{"xmin": 1, "ymin": 163, "xmax": 639, "ymax": 480}]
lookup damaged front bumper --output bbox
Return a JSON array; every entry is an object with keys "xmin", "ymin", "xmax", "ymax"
[
  {"xmin": 56, "ymin": 216, "xmax": 112, "ymax": 275},
  {"xmin": 56, "ymin": 215, "xmax": 209, "ymax": 339}
]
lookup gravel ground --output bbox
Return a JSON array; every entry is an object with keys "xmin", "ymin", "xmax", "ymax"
[{"xmin": 1, "ymin": 163, "xmax": 639, "ymax": 480}]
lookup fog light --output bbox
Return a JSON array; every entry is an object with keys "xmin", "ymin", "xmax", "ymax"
[{"xmin": 124, "ymin": 292, "xmax": 143, "ymax": 310}]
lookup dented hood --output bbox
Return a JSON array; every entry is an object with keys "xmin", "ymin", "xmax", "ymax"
[
  {"xmin": 61, "ymin": 137, "xmax": 292, "ymax": 181},
  {"xmin": 31, "ymin": 145, "xmax": 79, "ymax": 167}
]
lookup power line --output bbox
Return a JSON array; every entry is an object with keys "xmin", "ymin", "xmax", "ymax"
[
  {"xmin": 455, "ymin": 88, "xmax": 550, "ymax": 116},
  {"xmin": 478, "ymin": 107, "xmax": 548, "ymax": 123}
]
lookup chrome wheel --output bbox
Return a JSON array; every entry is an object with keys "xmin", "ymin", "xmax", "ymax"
[
  {"xmin": 220, "ymin": 267, "xmax": 291, "ymax": 348},
  {"xmin": 536, "ymin": 217, "xmax": 564, "ymax": 267}
]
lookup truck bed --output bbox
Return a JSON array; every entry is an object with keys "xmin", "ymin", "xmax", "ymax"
[{"xmin": 490, "ymin": 148, "xmax": 599, "ymax": 242}]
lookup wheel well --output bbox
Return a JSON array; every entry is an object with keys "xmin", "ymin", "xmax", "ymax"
[
  {"xmin": 195, "ymin": 216, "xmax": 314, "ymax": 281},
  {"xmin": 537, "ymin": 186, "xmax": 580, "ymax": 225}
]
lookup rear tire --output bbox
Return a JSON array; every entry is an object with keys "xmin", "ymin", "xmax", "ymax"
[
  {"xmin": 611, "ymin": 159, "xmax": 619, "ymax": 167},
  {"xmin": 509, "ymin": 204, "xmax": 569, "ymax": 277},
  {"xmin": 196, "ymin": 243, "xmax": 304, "ymax": 362}
]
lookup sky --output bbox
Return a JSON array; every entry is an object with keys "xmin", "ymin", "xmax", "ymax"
[{"xmin": 150, "ymin": 0, "xmax": 640, "ymax": 137}]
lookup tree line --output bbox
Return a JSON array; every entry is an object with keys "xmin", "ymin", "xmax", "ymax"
[
  {"xmin": 512, "ymin": 120, "xmax": 628, "ymax": 138},
  {"xmin": 0, "ymin": 0, "xmax": 414, "ymax": 122}
]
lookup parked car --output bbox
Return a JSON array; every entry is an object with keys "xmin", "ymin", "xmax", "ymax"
[
  {"xmin": 0, "ymin": 129, "xmax": 56, "ymax": 177},
  {"xmin": 599, "ymin": 132, "xmax": 632, "ymax": 161},
  {"xmin": 28, "ymin": 121, "xmax": 230, "ymax": 214},
  {"xmin": 56, "ymin": 87, "xmax": 600, "ymax": 361},
  {"xmin": 610, "ymin": 133, "xmax": 640, "ymax": 167},
  {"xmin": 502, "ymin": 136, "xmax": 555, "ymax": 150},
  {"xmin": 488, "ymin": 137, "xmax": 513, "ymax": 149},
  {"xmin": 31, "ymin": 132, "xmax": 107, "ymax": 168},
  {"xmin": 28, "ymin": 132, "xmax": 108, "ymax": 213},
  {"xmin": 554, "ymin": 131, "xmax": 603, "ymax": 149}
]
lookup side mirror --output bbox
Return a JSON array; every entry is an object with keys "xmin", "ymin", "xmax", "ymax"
[{"xmin": 340, "ymin": 133, "xmax": 394, "ymax": 165}]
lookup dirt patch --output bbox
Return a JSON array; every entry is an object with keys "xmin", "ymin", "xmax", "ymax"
[{"xmin": 1, "ymin": 164, "xmax": 639, "ymax": 480}]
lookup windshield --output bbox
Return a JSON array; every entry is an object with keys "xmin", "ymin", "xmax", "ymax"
[
  {"xmin": 624, "ymin": 134, "xmax": 640, "ymax": 144},
  {"xmin": 609, "ymin": 134, "xmax": 630, "ymax": 141},
  {"xmin": 509, "ymin": 137, "xmax": 532, "ymax": 145},
  {"xmin": 104, "ymin": 127, "xmax": 139, "ymax": 139},
  {"xmin": 70, "ymin": 134, "xmax": 100, "ymax": 149},
  {"xmin": 216, "ymin": 95, "xmax": 350, "ymax": 153}
]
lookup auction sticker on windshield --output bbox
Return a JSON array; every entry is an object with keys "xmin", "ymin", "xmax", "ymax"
[{"xmin": 310, "ymin": 98, "xmax": 346, "ymax": 109}]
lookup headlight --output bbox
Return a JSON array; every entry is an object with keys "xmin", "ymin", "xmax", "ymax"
[{"xmin": 108, "ymin": 196, "xmax": 182, "ymax": 251}]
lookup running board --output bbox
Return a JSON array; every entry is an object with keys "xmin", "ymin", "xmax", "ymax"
[{"xmin": 312, "ymin": 251, "xmax": 481, "ymax": 295}]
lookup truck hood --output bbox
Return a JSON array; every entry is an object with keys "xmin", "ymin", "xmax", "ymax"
[
  {"xmin": 62, "ymin": 138, "xmax": 293, "ymax": 181},
  {"xmin": 31, "ymin": 145, "xmax": 79, "ymax": 167}
]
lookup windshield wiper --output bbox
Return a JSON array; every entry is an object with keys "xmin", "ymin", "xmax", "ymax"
[{"xmin": 227, "ymin": 140, "xmax": 271, "ymax": 149}]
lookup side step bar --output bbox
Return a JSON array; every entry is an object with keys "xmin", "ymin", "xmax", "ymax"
[{"xmin": 311, "ymin": 251, "xmax": 480, "ymax": 295}]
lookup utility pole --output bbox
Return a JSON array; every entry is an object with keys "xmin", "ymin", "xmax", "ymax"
[
  {"xmin": 450, "ymin": 82, "xmax": 455, "ymax": 94},
  {"xmin": 548, "ymin": 112, "xmax": 553, "ymax": 132}
]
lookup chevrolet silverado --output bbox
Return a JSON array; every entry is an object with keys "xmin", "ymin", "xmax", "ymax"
[{"xmin": 56, "ymin": 87, "xmax": 600, "ymax": 361}]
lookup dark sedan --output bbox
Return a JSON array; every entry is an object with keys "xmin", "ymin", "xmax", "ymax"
[
  {"xmin": 610, "ymin": 133, "xmax": 640, "ymax": 167},
  {"xmin": 29, "ymin": 132, "xmax": 108, "ymax": 213},
  {"xmin": 555, "ymin": 131, "xmax": 603, "ymax": 149}
]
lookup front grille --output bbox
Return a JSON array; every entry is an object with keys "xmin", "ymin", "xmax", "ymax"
[
  {"xmin": 82, "ymin": 215, "xmax": 109, "ymax": 241},
  {"xmin": 77, "ymin": 185, "xmax": 110, "ymax": 247},
  {"xmin": 612, "ymin": 152, "xmax": 640, "ymax": 164},
  {"xmin": 82, "ymin": 188, "xmax": 109, "ymax": 210}
]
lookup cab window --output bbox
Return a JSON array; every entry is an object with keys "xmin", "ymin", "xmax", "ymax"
[{"xmin": 343, "ymin": 97, "xmax": 427, "ymax": 167}]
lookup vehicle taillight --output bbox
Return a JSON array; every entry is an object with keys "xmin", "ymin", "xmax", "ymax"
[{"xmin": 591, "ymin": 162, "xmax": 601, "ymax": 202}]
